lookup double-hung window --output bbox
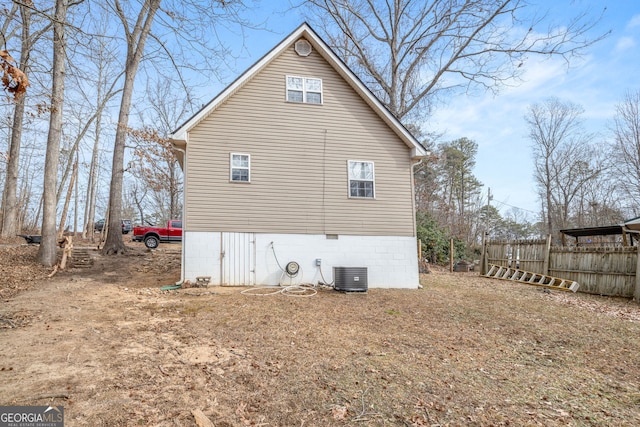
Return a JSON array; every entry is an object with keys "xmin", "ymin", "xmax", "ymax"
[
  {"xmin": 348, "ymin": 161, "xmax": 375, "ymax": 198},
  {"xmin": 286, "ymin": 76, "xmax": 322, "ymax": 104},
  {"xmin": 230, "ymin": 153, "xmax": 250, "ymax": 182}
]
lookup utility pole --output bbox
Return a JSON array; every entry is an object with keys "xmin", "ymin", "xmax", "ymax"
[{"xmin": 481, "ymin": 188, "xmax": 493, "ymax": 275}]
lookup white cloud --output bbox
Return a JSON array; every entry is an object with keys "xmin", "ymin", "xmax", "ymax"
[
  {"xmin": 509, "ymin": 58, "xmax": 567, "ymax": 97},
  {"xmin": 419, "ymin": 5, "xmax": 640, "ymax": 217},
  {"xmin": 615, "ymin": 36, "xmax": 636, "ymax": 53},
  {"xmin": 628, "ymin": 15, "xmax": 640, "ymax": 29},
  {"xmin": 424, "ymin": 49, "xmax": 622, "ymax": 216}
]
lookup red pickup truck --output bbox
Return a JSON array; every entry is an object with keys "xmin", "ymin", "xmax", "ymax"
[{"xmin": 132, "ymin": 220, "xmax": 182, "ymax": 249}]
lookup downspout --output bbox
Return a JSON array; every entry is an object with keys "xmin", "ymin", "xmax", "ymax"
[
  {"xmin": 411, "ymin": 157, "xmax": 424, "ymax": 237},
  {"xmin": 173, "ymin": 144, "xmax": 187, "ymax": 287},
  {"xmin": 411, "ymin": 157, "xmax": 425, "ymax": 288}
]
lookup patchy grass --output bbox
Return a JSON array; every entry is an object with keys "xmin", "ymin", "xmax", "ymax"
[{"xmin": 0, "ymin": 248, "xmax": 639, "ymax": 426}]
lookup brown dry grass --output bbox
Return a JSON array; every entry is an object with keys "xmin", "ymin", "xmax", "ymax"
[{"xmin": 0, "ymin": 243, "xmax": 639, "ymax": 426}]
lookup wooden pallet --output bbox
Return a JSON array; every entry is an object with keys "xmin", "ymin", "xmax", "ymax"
[{"xmin": 484, "ymin": 263, "xmax": 579, "ymax": 292}]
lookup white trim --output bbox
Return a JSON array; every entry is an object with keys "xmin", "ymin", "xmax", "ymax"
[
  {"xmin": 286, "ymin": 75, "xmax": 323, "ymax": 104},
  {"xmin": 230, "ymin": 153, "xmax": 251, "ymax": 183},
  {"xmin": 169, "ymin": 23, "xmax": 427, "ymax": 159},
  {"xmin": 347, "ymin": 160, "xmax": 375, "ymax": 199}
]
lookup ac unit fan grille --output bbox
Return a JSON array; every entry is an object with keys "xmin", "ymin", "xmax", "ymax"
[{"xmin": 333, "ymin": 267, "xmax": 368, "ymax": 292}]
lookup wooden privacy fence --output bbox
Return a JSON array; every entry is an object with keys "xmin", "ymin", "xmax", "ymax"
[{"xmin": 481, "ymin": 237, "xmax": 640, "ymax": 299}]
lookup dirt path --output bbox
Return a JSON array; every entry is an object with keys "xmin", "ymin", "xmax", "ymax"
[{"xmin": 1, "ymin": 245, "xmax": 640, "ymax": 426}]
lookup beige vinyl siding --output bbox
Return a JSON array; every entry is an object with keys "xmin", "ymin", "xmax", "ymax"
[{"xmin": 186, "ymin": 42, "xmax": 416, "ymax": 236}]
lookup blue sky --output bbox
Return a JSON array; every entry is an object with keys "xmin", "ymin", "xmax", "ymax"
[
  {"xmin": 427, "ymin": 1, "xmax": 640, "ymax": 219},
  {"xmin": 202, "ymin": 1, "xmax": 640, "ymax": 221}
]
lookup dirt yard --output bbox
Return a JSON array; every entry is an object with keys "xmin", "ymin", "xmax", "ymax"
[{"xmin": 1, "ymin": 240, "xmax": 639, "ymax": 426}]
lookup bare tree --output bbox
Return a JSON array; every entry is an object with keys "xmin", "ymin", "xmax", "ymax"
[
  {"xmin": 100, "ymin": 0, "xmax": 161, "ymax": 255},
  {"xmin": 548, "ymin": 143, "xmax": 604, "ymax": 229},
  {"xmin": 127, "ymin": 126, "xmax": 181, "ymax": 220},
  {"xmin": 527, "ymin": 98, "xmax": 577, "ymax": 235},
  {"xmin": 73, "ymin": 18, "xmax": 123, "ymax": 240},
  {"xmin": 129, "ymin": 182, "xmax": 149, "ymax": 225},
  {"xmin": 101, "ymin": 0, "xmax": 254, "ymax": 254},
  {"xmin": 612, "ymin": 90, "xmax": 640, "ymax": 215},
  {"xmin": 127, "ymin": 77, "xmax": 189, "ymax": 222},
  {"xmin": 1, "ymin": 3, "xmax": 30, "ymax": 238},
  {"xmin": 526, "ymin": 97, "xmax": 599, "ymax": 238},
  {"xmin": 62, "ymin": 48, "xmax": 123, "ymax": 241},
  {"xmin": 573, "ymin": 171, "xmax": 622, "ymax": 228},
  {"xmin": 57, "ymin": 156, "xmax": 77, "ymax": 237},
  {"xmin": 0, "ymin": 2, "xmax": 19, "ymax": 46},
  {"xmin": 303, "ymin": 0, "xmax": 608, "ymax": 122},
  {"xmin": 38, "ymin": 0, "xmax": 72, "ymax": 266},
  {"xmin": 1, "ymin": 1, "xmax": 49, "ymax": 237},
  {"xmin": 9, "ymin": 137, "xmax": 42, "ymax": 231}
]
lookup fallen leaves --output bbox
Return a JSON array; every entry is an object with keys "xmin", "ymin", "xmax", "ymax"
[
  {"xmin": 1, "ymin": 245, "xmax": 639, "ymax": 425},
  {"xmin": 551, "ymin": 292, "xmax": 640, "ymax": 322},
  {"xmin": 0, "ymin": 246, "xmax": 51, "ymax": 300}
]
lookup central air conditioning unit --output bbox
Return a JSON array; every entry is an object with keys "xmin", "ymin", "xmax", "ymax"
[{"xmin": 333, "ymin": 267, "xmax": 368, "ymax": 292}]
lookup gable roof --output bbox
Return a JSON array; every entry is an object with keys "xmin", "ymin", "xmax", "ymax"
[{"xmin": 170, "ymin": 22, "xmax": 427, "ymax": 160}]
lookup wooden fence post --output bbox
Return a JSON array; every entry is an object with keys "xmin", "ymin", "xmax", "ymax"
[
  {"xmin": 450, "ymin": 238, "xmax": 454, "ymax": 273},
  {"xmin": 480, "ymin": 232, "xmax": 488, "ymax": 275},
  {"xmin": 543, "ymin": 234, "xmax": 552, "ymax": 276}
]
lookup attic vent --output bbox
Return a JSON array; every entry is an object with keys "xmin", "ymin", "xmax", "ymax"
[{"xmin": 294, "ymin": 39, "xmax": 312, "ymax": 57}]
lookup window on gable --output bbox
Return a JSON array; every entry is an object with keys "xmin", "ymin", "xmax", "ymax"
[
  {"xmin": 230, "ymin": 153, "xmax": 250, "ymax": 182},
  {"xmin": 286, "ymin": 76, "xmax": 322, "ymax": 104},
  {"xmin": 348, "ymin": 160, "xmax": 375, "ymax": 198}
]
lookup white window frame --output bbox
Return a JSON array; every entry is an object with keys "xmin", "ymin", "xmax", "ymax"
[
  {"xmin": 286, "ymin": 75, "xmax": 323, "ymax": 104},
  {"xmin": 348, "ymin": 160, "xmax": 375, "ymax": 199},
  {"xmin": 230, "ymin": 153, "xmax": 250, "ymax": 183}
]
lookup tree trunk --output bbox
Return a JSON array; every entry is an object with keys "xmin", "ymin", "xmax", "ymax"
[
  {"xmin": 31, "ymin": 195, "xmax": 42, "ymax": 231},
  {"xmin": 57, "ymin": 158, "xmax": 77, "ymax": 238},
  {"xmin": 1, "ymin": 93, "xmax": 26, "ymax": 237},
  {"xmin": 83, "ymin": 126, "xmax": 101, "ymax": 240},
  {"xmin": 73, "ymin": 151, "xmax": 78, "ymax": 234},
  {"xmin": 82, "ymin": 78, "xmax": 103, "ymax": 241},
  {"xmin": 102, "ymin": 81, "xmax": 131, "ymax": 254},
  {"xmin": 102, "ymin": 0, "xmax": 160, "ymax": 255},
  {"xmin": 38, "ymin": 0, "xmax": 68, "ymax": 266},
  {"xmin": 55, "ymin": 110, "xmax": 99, "ymax": 203},
  {"xmin": 1, "ymin": 4, "xmax": 31, "ymax": 238},
  {"xmin": 546, "ymin": 178, "xmax": 553, "ymax": 236},
  {"xmin": 82, "ymin": 63, "xmax": 122, "ymax": 240}
]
